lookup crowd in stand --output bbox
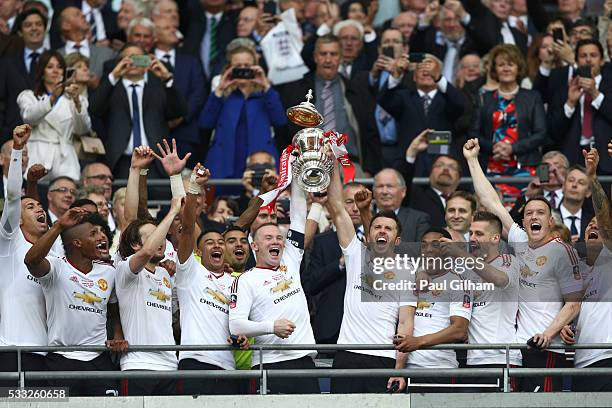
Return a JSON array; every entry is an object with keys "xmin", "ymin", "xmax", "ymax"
[{"xmin": 1, "ymin": 0, "xmax": 612, "ymax": 398}]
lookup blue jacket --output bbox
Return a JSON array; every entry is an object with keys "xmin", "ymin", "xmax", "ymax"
[{"xmin": 200, "ymin": 87, "xmax": 287, "ymax": 178}]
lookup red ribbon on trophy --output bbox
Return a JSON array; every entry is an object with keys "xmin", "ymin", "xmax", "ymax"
[
  {"xmin": 324, "ymin": 130, "xmax": 356, "ymax": 184},
  {"xmin": 259, "ymin": 144, "xmax": 295, "ymax": 212}
]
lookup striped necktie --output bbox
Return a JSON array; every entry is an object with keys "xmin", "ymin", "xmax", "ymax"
[
  {"xmin": 321, "ymin": 81, "xmax": 336, "ymax": 131},
  {"xmin": 209, "ymin": 17, "xmax": 219, "ymax": 67}
]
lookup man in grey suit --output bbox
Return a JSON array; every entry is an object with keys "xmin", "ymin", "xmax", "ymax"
[
  {"xmin": 373, "ymin": 168, "xmax": 430, "ymax": 242},
  {"xmin": 57, "ymin": 6, "xmax": 115, "ymax": 88}
]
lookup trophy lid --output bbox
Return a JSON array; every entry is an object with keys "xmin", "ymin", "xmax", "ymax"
[{"xmin": 286, "ymin": 89, "xmax": 324, "ymax": 127}]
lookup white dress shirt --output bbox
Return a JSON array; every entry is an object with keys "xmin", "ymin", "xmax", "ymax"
[
  {"xmin": 500, "ymin": 21, "xmax": 516, "ymax": 45},
  {"xmin": 155, "ymin": 48, "xmax": 176, "ymax": 69},
  {"xmin": 82, "ymin": 1, "xmax": 107, "ymax": 42},
  {"xmin": 559, "ymin": 203, "xmax": 582, "ymax": 236},
  {"xmin": 64, "ymin": 40, "xmax": 91, "ymax": 58}
]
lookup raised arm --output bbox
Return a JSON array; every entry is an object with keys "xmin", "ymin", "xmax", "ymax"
[
  {"xmin": 128, "ymin": 198, "xmax": 182, "ymax": 273},
  {"xmin": 1, "ymin": 125, "xmax": 31, "ymax": 237},
  {"xmin": 177, "ymin": 164, "xmax": 210, "ymax": 264},
  {"xmin": 289, "ymin": 173, "xmax": 308, "ymax": 235},
  {"xmin": 463, "ymin": 139, "xmax": 514, "ymax": 232},
  {"xmin": 355, "ymin": 187, "xmax": 373, "ymax": 237},
  {"xmin": 125, "ymin": 146, "xmax": 155, "ymax": 224},
  {"xmin": 24, "ymin": 207, "xmax": 88, "ymax": 278},
  {"xmin": 327, "ymin": 153, "xmax": 356, "ymax": 248},
  {"xmin": 25, "ymin": 164, "xmax": 47, "ymax": 203},
  {"xmin": 584, "ymin": 148, "xmax": 612, "ymax": 249},
  {"xmin": 234, "ymin": 172, "xmax": 278, "ymax": 231}
]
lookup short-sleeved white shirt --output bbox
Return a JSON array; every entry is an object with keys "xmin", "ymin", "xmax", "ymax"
[
  {"xmin": 115, "ymin": 256, "xmax": 177, "ymax": 371},
  {"xmin": 39, "ymin": 257, "xmax": 116, "ymax": 361},
  {"xmin": 508, "ymin": 223, "xmax": 582, "ymax": 352},
  {"xmin": 176, "ymin": 254, "xmax": 235, "ymax": 369}
]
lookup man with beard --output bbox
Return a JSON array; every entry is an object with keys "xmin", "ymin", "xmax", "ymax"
[
  {"xmin": 465, "ymin": 138, "xmax": 583, "ymax": 392},
  {"xmin": 0, "ymin": 125, "xmax": 53, "ymax": 386},
  {"xmin": 389, "ymin": 228, "xmax": 471, "ymax": 393},
  {"xmin": 114, "ymin": 198, "xmax": 182, "ymax": 396},
  {"xmin": 25, "ymin": 208, "xmax": 125, "ymax": 396},
  {"xmin": 175, "ymin": 164, "xmax": 247, "ymax": 395},
  {"xmin": 326, "ymin": 150, "xmax": 416, "ymax": 394},
  {"xmin": 560, "ymin": 148, "xmax": 612, "ymax": 391},
  {"xmin": 229, "ymin": 173, "xmax": 319, "ymax": 394}
]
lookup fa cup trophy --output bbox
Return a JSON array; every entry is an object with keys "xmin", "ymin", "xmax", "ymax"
[{"xmin": 286, "ymin": 90, "xmax": 335, "ymax": 192}]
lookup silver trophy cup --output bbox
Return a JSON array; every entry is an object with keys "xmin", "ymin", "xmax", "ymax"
[{"xmin": 291, "ymin": 128, "xmax": 334, "ymax": 192}]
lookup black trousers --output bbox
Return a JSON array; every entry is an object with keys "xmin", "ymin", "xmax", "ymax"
[
  {"xmin": 573, "ymin": 358, "xmax": 612, "ymax": 392},
  {"xmin": 519, "ymin": 349, "xmax": 569, "ymax": 392},
  {"xmin": 331, "ymin": 351, "xmax": 395, "ymax": 394},
  {"xmin": 255, "ymin": 356, "xmax": 320, "ymax": 394},
  {"xmin": 121, "ymin": 376, "xmax": 176, "ymax": 396},
  {"xmin": 45, "ymin": 352, "xmax": 118, "ymax": 396},
  {"xmin": 178, "ymin": 358, "xmax": 237, "ymax": 395},
  {"xmin": 0, "ymin": 352, "xmax": 47, "ymax": 387}
]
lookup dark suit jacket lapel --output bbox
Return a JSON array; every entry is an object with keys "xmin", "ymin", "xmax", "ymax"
[
  {"xmin": 426, "ymin": 187, "xmax": 444, "ymax": 213},
  {"xmin": 411, "ymin": 90, "xmax": 425, "ymax": 117}
]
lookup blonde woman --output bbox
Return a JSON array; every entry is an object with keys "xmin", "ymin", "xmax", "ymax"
[{"xmin": 199, "ymin": 40, "xmax": 286, "ymax": 186}]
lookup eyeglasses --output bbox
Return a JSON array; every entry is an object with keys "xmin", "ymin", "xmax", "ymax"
[
  {"xmin": 50, "ymin": 187, "xmax": 77, "ymax": 195},
  {"xmin": 86, "ymin": 174, "xmax": 114, "ymax": 182}
]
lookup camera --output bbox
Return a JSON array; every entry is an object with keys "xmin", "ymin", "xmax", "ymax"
[
  {"xmin": 247, "ymin": 163, "xmax": 275, "ymax": 188},
  {"xmin": 231, "ymin": 67, "xmax": 255, "ymax": 80}
]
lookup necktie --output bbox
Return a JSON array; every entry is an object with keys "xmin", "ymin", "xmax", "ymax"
[
  {"xmin": 321, "ymin": 81, "xmax": 336, "ymax": 131},
  {"xmin": 89, "ymin": 12, "xmax": 97, "ymax": 43},
  {"xmin": 568, "ymin": 216, "xmax": 579, "ymax": 236},
  {"xmin": 28, "ymin": 51, "xmax": 40, "ymax": 75},
  {"xmin": 548, "ymin": 191, "xmax": 557, "ymax": 209},
  {"xmin": 422, "ymin": 93, "xmax": 432, "ymax": 116},
  {"xmin": 356, "ymin": 228, "xmax": 365, "ymax": 242},
  {"xmin": 74, "ymin": 42, "xmax": 81, "ymax": 53},
  {"xmin": 209, "ymin": 17, "xmax": 218, "ymax": 67},
  {"xmin": 582, "ymin": 93, "xmax": 593, "ymax": 141},
  {"xmin": 130, "ymin": 84, "xmax": 142, "ymax": 149},
  {"xmin": 515, "ymin": 19, "xmax": 527, "ymax": 34},
  {"xmin": 441, "ymin": 192, "xmax": 450, "ymax": 206},
  {"xmin": 339, "ymin": 64, "xmax": 350, "ymax": 79},
  {"xmin": 163, "ymin": 53, "xmax": 173, "ymax": 70}
]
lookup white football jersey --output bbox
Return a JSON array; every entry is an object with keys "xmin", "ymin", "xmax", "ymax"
[
  {"xmin": 115, "ymin": 257, "xmax": 177, "ymax": 371},
  {"xmin": 0, "ymin": 229, "xmax": 47, "ymax": 351},
  {"xmin": 465, "ymin": 254, "xmax": 522, "ymax": 366},
  {"xmin": 176, "ymin": 254, "xmax": 235, "ymax": 369},
  {"xmin": 229, "ymin": 238, "xmax": 316, "ymax": 366},
  {"xmin": 508, "ymin": 223, "xmax": 582, "ymax": 352},
  {"xmin": 39, "ymin": 256, "xmax": 116, "ymax": 361},
  {"xmin": 337, "ymin": 236, "xmax": 416, "ymax": 359},
  {"xmin": 574, "ymin": 245, "xmax": 612, "ymax": 367},
  {"xmin": 407, "ymin": 272, "xmax": 472, "ymax": 368}
]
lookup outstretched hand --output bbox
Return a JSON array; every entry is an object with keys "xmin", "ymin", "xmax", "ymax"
[
  {"xmin": 58, "ymin": 207, "xmax": 89, "ymax": 230},
  {"xmin": 153, "ymin": 139, "xmax": 191, "ymax": 176}
]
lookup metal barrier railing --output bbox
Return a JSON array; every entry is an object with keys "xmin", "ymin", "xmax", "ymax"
[
  {"xmin": 3, "ymin": 343, "xmax": 612, "ymax": 395},
  {"xmin": 110, "ymin": 176, "xmax": 612, "ymax": 188}
]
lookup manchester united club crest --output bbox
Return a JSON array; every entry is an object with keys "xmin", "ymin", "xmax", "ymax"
[
  {"xmin": 97, "ymin": 279, "xmax": 108, "ymax": 291},
  {"xmin": 279, "ymin": 265, "xmax": 288, "ymax": 273}
]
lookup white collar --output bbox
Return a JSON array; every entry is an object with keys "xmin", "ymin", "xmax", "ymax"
[
  {"xmin": 25, "ymin": 46, "xmax": 45, "ymax": 56},
  {"xmin": 205, "ymin": 11, "xmax": 223, "ymax": 20},
  {"xmin": 65, "ymin": 40, "xmax": 90, "ymax": 50},
  {"xmin": 82, "ymin": 1, "xmax": 95, "ymax": 13},
  {"xmin": 122, "ymin": 77, "xmax": 146, "ymax": 88},
  {"xmin": 155, "ymin": 48, "xmax": 175, "ymax": 59},
  {"xmin": 559, "ymin": 202, "xmax": 582, "ymax": 218},
  {"xmin": 417, "ymin": 88, "xmax": 437, "ymax": 98}
]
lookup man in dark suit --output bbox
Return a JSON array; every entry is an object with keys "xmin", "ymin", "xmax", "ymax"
[
  {"xmin": 181, "ymin": 0, "xmax": 237, "ymax": 81},
  {"xmin": 0, "ymin": 8, "xmax": 47, "ymax": 145},
  {"xmin": 303, "ymin": 183, "xmax": 366, "ymax": 345},
  {"xmin": 556, "ymin": 164, "xmax": 594, "ymax": 242},
  {"xmin": 548, "ymin": 39, "xmax": 612, "ymax": 174},
  {"xmin": 460, "ymin": 0, "xmax": 528, "ymax": 55},
  {"xmin": 378, "ymin": 53, "xmax": 465, "ymax": 176},
  {"xmin": 409, "ymin": 1, "xmax": 477, "ymax": 85},
  {"xmin": 394, "ymin": 130, "xmax": 463, "ymax": 228},
  {"xmin": 56, "ymin": 6, "xmax": 115, "ymax": 80},
  {"xmin": 154, "ymin": 16, "xmax": 207, "ymax": 165},
  {"xmin": 277, "ymin": 34, "xmax": 382, "ymax": 175},
  {"xmin": 373, "ymin": 168, "xmax": 430, "ymax": 242},
  {"xmin": 50, "ymin": 0, "xmax": 117, "ymax": 48},
  {"xmin": 90, "ymin": 43, "xmax": 186, "ymax": 180}
]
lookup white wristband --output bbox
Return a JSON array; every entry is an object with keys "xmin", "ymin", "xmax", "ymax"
[
  {"xmin": 139, "ymin": 169, "xmax": 149, "ymax": 176},
  {"xmin": 170, "ymin": 174, "xmax": 186, "ymax": 198},
  {"xmin": 307, "ymin": 203, "xmax": 323, "ymax": 222},
  {"xmin": 188, "ymin": 173, "xmax": 202, "ymax": 195}
]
